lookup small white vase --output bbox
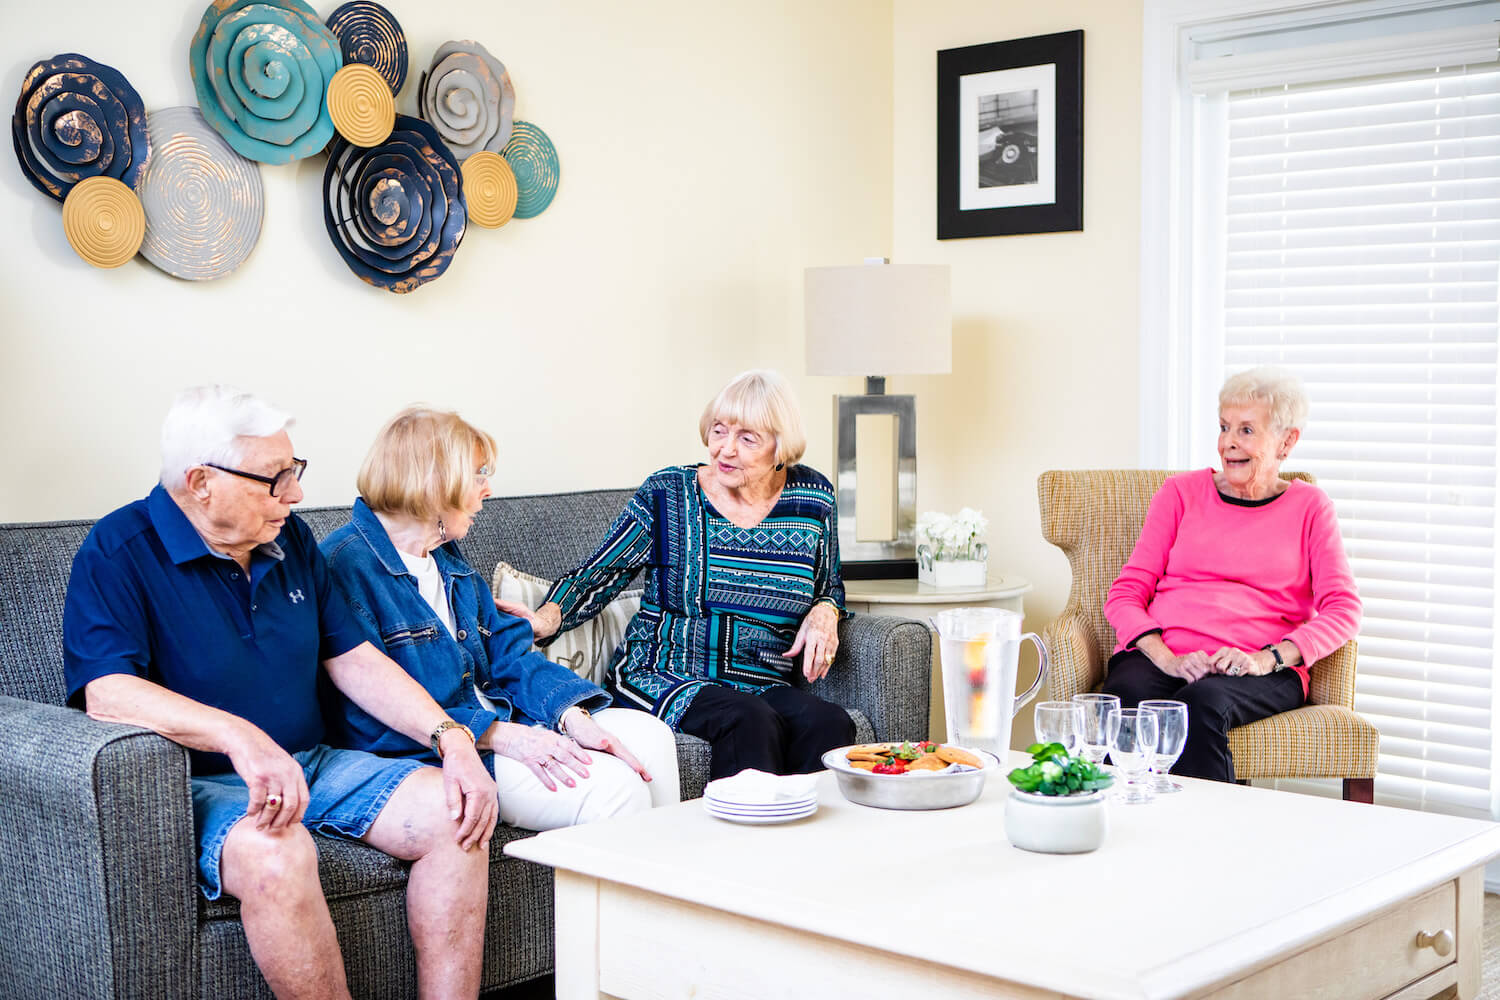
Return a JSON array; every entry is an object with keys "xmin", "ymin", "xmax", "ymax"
[
  {"xmin": 1003, "ymin": 788, "xmax": 1109, "ymax": 854},
  {"xmin": 918, "ymin": 558, "xmax": 987, "ymax": 589}
]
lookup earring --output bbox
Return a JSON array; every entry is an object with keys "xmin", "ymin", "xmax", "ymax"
[
  {"xmin": 436, "ymin": 518, "xmax": 447, "ymax": 542},
  {"xmin": 775, "ymin": 462, "xmax": 785, "ymax": 472}
]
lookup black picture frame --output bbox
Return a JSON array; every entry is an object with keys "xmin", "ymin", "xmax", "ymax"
[{"xmin": 937, "ymin": 30, "xmax": 1083, "ymax": 239}]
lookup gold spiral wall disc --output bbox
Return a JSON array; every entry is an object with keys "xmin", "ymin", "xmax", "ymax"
[
  {"xmin": 462, "ymin": 151, "xmax": 518, "ymax": 229},
  {"xmin": 61, "ymin": 176, "xmax": 146, "ymax": 268},
  {"xmin": 327, "ymin": 64, "xmax": 396, "ymax": 147}
]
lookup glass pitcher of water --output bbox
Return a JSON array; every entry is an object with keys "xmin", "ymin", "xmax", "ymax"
[{"xmin": 930, "ymin": 607, "xmax": 1050, "ymax": 755}]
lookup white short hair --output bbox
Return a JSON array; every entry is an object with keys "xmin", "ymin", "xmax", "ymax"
[
  {"xmin": 1219, "ymin": 366, "xmax": 1309, "ymax": 434},
  {"xmin": 159, "ymin": 386, "xmax": 294, "ymax": 490},
  {"xmin": 698, "ymin": 369, "xmax": 808, "ymax": 466}
]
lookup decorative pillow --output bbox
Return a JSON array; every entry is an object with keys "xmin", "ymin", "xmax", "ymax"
[{"xmin": 492, "ymin": 561, "xmax": 640, "ymax": 686}]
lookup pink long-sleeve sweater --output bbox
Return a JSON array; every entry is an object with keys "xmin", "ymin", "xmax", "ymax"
[{"xmin": 1105, "ymin": 469, "xmax": 1361, "ymax": 696}]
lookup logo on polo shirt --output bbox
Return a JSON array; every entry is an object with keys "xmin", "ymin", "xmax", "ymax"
[{"xmin": 288, "ymin": 589, "xmax": 306, "ymax": 604}]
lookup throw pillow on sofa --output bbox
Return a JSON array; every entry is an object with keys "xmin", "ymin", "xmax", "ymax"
[{"xmin": 491, "ymin": 561, "xmax": 639, "ymax": 685}]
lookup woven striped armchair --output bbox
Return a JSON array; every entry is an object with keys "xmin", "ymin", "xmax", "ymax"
[{"xmin": 1037, "ymin": 469, "xmax": 1378, "ymax": 801}]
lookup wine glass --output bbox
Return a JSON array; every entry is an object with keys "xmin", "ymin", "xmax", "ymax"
[
  {"xmin": 1033, "ymin": 701, "xmax": 1085, "ymax": 756},
  {"xmin": 1140, "ymin": 700, "xmax": 1188, "ymax": 794},
  {"xmin": 1110, "ymin": 708, "xmax": 1159, "ymax": 804},
  {"xmin": 1071, "ymin": 693, "xmax": 1121, "ymax": 765}
]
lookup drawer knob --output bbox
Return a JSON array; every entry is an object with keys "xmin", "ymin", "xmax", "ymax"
[{"xmin": 1415, "ymin": 929, "xmax": 1454, "ymax": 957}]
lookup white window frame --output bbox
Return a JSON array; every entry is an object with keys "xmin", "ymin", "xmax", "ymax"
[{"xmin": 1138, "ymin": 0, "xmax": 1497, "ymax": 466}]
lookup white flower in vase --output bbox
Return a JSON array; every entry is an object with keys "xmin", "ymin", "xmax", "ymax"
[{"xmin": 916, "ymin": 507, "xmax": 989, "ymax": 587}]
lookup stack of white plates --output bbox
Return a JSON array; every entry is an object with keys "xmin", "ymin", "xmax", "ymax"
[{"xmin": 703, "ymin": 770, "xmax": 819, "ymax": 825}]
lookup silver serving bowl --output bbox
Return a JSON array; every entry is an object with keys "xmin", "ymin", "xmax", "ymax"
[{"xmin": 820, "ymin": 746, "xmax": 1002, "ymax": 810}]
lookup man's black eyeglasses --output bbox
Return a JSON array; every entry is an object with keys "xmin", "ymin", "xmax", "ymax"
[{"xmin": 203, "ymin": 458, "xmax": 308, "ymax": 497}]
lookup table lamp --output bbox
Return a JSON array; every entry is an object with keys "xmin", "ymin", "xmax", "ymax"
[{"xmin": 804, "ymin": 259, "xmax": 951, "ymax": 578}]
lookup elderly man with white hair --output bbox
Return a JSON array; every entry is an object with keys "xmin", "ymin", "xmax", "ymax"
[{"xmin": 62, "ymin": 386, "xmax": 497, "ymax": 1000}]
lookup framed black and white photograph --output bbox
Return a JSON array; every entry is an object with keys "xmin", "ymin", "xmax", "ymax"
[{"xmin": 937, "ymin": 30, "xmax": 1083, "ymax": 239}]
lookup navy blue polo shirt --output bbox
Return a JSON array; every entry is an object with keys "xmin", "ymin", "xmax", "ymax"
[{"xmin": 63, "ymin": 485, "xmax": 367, "ymax": 775}]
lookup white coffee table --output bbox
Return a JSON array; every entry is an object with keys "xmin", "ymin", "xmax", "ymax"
[{"xmin": 506, "ymin": 760, "xmax": 1500, "ymax": 999}]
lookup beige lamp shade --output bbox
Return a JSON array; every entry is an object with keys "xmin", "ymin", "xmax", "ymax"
[{"xmin": 804, "ymin": 263, "xmax": 952, "ymax": 376}]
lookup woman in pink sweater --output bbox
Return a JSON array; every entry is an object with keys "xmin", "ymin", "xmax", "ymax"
[{"xmin": 1102, "ymin": 367, "xmax": 1361, "ymax": 782}]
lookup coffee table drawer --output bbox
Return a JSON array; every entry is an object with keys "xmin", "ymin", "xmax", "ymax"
[{"xmin": 1212, "ymin": 880, "xmax": 1457, "ymax": 999}]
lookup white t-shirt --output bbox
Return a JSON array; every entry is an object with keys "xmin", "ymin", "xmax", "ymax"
[
  {"xmin": 397, "ymin": 548, "xmax": 501, "ymax": 712},
  {"xmin": 397, "ymin": 549, "xmax": 456, "ymax": 638}
]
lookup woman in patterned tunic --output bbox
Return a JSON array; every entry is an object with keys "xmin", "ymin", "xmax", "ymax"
[{"xmin": 496, "ymin": 370, "xmax": 854, "ymax": 779}]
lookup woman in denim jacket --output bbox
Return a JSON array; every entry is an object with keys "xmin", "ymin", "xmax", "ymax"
[{"xmin": 321, "ymin": 407, "xmax": 679, "ymax": 829}]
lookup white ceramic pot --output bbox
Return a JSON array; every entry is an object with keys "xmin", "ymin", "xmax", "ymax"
[
  {"xmin": 1003, "ymin": 788, "xmax": 1108, "ymax": 854},
  {"xmin": 917, "ymin": 558, "xmax": 987, "ymax": 589}
]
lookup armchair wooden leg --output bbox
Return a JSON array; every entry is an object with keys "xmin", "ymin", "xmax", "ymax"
[{"xmin": 1342, "ymin": 778, "xmax": 1374, "ymax": 803}]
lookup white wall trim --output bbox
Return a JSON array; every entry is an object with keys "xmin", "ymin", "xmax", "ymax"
[
  {"xmin": 1188, "ymin": 22, "xmax": 1498, "ymax": 91},
  {"xmin": 1139, "ymin": 0, "xmax": 1347, "ymax": 468}
]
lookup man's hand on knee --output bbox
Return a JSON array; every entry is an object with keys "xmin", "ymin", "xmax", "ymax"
[{"xmin": 226, "ymin": 721, "xmax": 310, "ymax": 830}]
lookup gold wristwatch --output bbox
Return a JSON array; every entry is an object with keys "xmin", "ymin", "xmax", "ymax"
[
  {"xmin": 430, "ymin": 720, "xmax": 475, "ymax": 758},
  {"xmin": 560, "ymin": 705, "xmax": 591, "ymax": 733}
]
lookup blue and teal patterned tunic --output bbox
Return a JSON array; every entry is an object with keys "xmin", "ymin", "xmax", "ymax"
[{"xmin": 542, "ymin": 464, "xmax": 847, "ymax": 730}]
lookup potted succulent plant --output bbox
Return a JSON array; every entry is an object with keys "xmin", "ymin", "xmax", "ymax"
[{"xmin": 1004, "ymin": 742, "xmax": 1114, "ymax": 854}]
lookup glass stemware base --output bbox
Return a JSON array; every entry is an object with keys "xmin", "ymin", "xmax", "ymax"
[
  {"xmin": 1149, "ymin": 772, "xmax": 1184, "ymax": 794},
  {"xmin": 1116, "ymin": 778, "xmax": 1156, "ymax": 804}
]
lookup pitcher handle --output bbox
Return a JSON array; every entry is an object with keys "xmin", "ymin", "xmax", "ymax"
[{"xmin": 1010, "ymin": 632, "xmax": 1051, "ymax": 717}]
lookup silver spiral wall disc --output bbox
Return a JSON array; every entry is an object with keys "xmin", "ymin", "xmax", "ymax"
[{"xmin": 137, "ymin": 106, "xmax": 264, "ymax": 280}]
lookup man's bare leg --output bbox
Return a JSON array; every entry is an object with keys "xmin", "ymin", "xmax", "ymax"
[{"xmin": 220, "ymin": 819, "xmax": 352, "ymax": 1000}]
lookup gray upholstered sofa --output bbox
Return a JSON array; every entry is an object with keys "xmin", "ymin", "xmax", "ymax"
[{"xmin": 0, "ymin": 487, "xmax": 931, "ymax": 999}]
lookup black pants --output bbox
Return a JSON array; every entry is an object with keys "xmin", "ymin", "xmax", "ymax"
[
  {"xmin": 678, "ymin": 683, "xmax": 855, "ymax": 781},
  {"xmin": 1100, "ymin": 650, "xmax": 1305, "ymax": 783}
]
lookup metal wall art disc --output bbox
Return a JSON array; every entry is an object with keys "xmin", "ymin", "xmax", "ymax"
[
  {"xmin": 61, "ymin": 175, "xmax": 145, "ymax": 268},
  {"xmin": 11, "ymin": 53, "xmax": 151, "ymax": 203},
  {"xmin": 325, "ymin": 1, "xmax": 407, "ymax": 94},
  {"xmin": 327, "ymin": 64, "xmax": 395, "ymax": 147},
  {"xmin": 323, "ymin": 113, "xmax": 467, "ymax": 294},
  {"xmin": 137, "ymin": 106, "xmax": 263, "ymax": 280},
  {"xmin": 461, "ymin": 150, "xmax": 516, "ymax": 229},
  {"xmin": 502, "ymin": 121, "xmax": 559, "ymax": 219},
  {"xmin": 418, "ymin": 40, "xmax": 515, "ymax": 161},
  {"xmin": 189, "ymin": 0, "xmax": 343, "ymax": 164}
]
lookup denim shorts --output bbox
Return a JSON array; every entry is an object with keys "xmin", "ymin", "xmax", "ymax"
[{"xmin": 190, "ymin": 744, "xmax": 428, "ymax": 899}]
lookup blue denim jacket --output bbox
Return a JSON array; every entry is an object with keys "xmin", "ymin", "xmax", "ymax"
[{"xmin": 319, "ymin": 499, "xmax": 610, "ymax": 762}]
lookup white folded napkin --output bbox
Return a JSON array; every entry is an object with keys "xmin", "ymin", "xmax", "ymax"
[{"xmin": 705, "ymin": 769, "xmax": 818, "ymax": 806}]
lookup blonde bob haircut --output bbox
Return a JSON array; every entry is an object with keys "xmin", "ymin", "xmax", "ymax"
[
  {"xmin": 358, "ymin": 407, "xmax": 497, "ymax": 522},
  {"xmin": 1219, "ymin": 366, "xmax": 1310, "ymax": 435},
  {"xmin": 698, "ymin": 369, "xmax": 807, "ymax": 466}
]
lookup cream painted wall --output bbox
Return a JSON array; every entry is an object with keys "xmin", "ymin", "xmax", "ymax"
[
  {"xmin": 0, "ymin": 0, "xmax": 892, "ymax": 520},
  {"xmin": 891, "ymin": 1, "xmax": 1144, "ymax": 742},
  {"xmin": 3, "ymin": 1, "xmax": 1146, "ymax": 745}
]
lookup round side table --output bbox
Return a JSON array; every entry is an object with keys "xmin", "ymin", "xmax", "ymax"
[{"xmin": 844, "ymin": 575, "xmax": 1032, "ymax": 742}]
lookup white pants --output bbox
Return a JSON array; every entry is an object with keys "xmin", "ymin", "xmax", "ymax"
[{"xmin": 493, "ymin": 708, "xmax": 680, "ymax": 830}]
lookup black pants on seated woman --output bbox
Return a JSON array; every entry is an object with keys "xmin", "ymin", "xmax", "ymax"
[
  {"xmin": 677, "ymin": 684, "xmax": 854, "ymax": 780},
  {"xmin": 1102, "ymin": 650, "xmax": 1305, "ymax": 783}
]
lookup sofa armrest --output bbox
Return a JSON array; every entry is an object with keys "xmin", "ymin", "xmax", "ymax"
[
  {"xmin": 1044, "ymin": 610, "xmax": 1105, "ymax": 702},
  {"xmin": 0, "ymin": 695, "xmax": 198, "ymax": 1000},
  {"xmin": 806, "ymin": 615, "xmax": 931, "ymax": 742}
]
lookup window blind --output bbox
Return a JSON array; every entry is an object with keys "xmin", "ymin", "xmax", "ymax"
[{"xmin": 1214, "ymin": 63, "xmax": 1500, "ymax": 818}]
